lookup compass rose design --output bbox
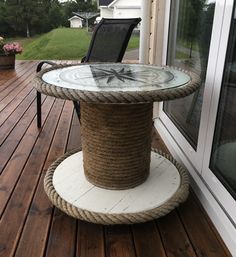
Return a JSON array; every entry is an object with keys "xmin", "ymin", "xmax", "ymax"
[
  {"xmin": 92, "ymin": 67, "xmax": 155, "ymax": 84},
  {"xmin": 59, "ymin": 64, "xmax": 179, "ymax": 90}
]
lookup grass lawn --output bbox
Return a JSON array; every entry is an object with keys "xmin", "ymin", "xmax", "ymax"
[{"xmin": 16, "ymin": 27, "xmax": 139, "ymax": 60}]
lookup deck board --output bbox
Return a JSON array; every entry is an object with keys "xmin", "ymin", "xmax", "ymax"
[
  {"xmin": 77, "ymin": 222, "xmax": 104, "ymax": 257},
  {"xmin": 0, "ymin": 61, "xmax": 232, "ymax": 257},
  {"xmin": 132, "ymin": 221, "xmax": 166, "ymax": 257},
  {"xmin": 157, "ymin": 211, "xmax": 197, "ymax": 257}
]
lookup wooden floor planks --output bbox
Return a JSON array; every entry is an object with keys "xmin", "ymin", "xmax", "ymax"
[
  {"xmin": 132, "ymin": 222, "xmax": 166, "ymax": 257},
  {"xmin": 157, "ymin": 211, "xmax": 197, "ymax": 257},
  {"xmin": 0, "ymin": 61, "xmax": 232, "ymax": 257}
]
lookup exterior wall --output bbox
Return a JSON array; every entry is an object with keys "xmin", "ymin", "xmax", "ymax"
[
  {"xmin": 100, "ymin": 7, "xmax": 113, "ymax": 18},
  {"xmin": 139, "ymin": 0, "xmax": 166, "ymax": 65},
  {"xmin": 100, "ymin": 0, "xmax": 141, "ymax": 20},
  {"xmin": 149, "ymin": 0, "xmax": 166, "ymax": 65},
  {"xmin": 111, "ymin": 0, "xmax": 141, "ymax": 7},
  {"xmin": 140, "ymin": 0, "xmax": 166, "ymax": 116},
  {"xmin": 111, "ymin": 0, "xmax": 141, "ymax": 18},
  {"xmin": 69, "ymin": 19, "xmax": 83, "ymax": 28},
  {"xmin": 113, "ymin": 7, "xmax": 141, "ymax": 19}
]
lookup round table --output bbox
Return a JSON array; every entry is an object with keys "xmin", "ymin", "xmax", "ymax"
[{"xmin": 34, "ymin": 63, "xmax": 200, "ymax": 224}]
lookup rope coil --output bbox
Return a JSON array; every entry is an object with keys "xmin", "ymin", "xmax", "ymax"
[
  {"xmin": 81, "ymin": 102, "xmax": 153, "ymax": 189},
  {"xmin": 34, "ymin": 63, "xmax": 201, "ymax": 104},
  {"xmin": 44, "ymin": 148, "xmax": 189, "ymax": 225}
]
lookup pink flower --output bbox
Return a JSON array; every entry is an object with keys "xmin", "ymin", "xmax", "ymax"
[{"xmin": 3, "ymin": 42, "xmax": 23, "ymax": 55}]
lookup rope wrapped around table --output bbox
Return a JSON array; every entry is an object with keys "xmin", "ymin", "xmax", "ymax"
[
  {"xmin": 81, "ymin": 102, "xmax": 153, "ymax": 189},
  {"xmin": 44, "ymin": 148, "xmax": 189, "ymax": 225},
  {"xmin": 36, "ymin": 63, "xmax": 199, "ymax": 224},
  {"xmin": 34, "ymin": 63, "xmax": 201, "ymax": 104}
]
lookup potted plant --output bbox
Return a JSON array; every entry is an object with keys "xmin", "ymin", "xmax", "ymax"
[{"xmin": 0, "ymin": 37, "xmax": 23, "ymax": 70}]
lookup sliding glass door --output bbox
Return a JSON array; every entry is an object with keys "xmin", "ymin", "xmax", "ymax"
[
  {"xmin": 159, "ymin": 0, "xmax": 228, "ymax": 172},
  {"xmin": 209, "ymin": 14, "xmax": 236, "ymax": 200},
  {"xmin": 201, "ymin": 1, "xmax": 236, "ymax": 223},
  {"xmin": 159, "ymin": 0, "xmax": 236, "ymax": 223},
  {"xmin": 164, "ymin": 0, "xmax": 215, "ymax": 148}
]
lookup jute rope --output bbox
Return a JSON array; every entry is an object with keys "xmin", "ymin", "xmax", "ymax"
[
  {"xmin": 44, "ymin": 148, "xmax": 189, "ymax": 225},
  {"xmin": 34, "ymin": 63, "xmax": 201, "ymax": 104},
  {"xmin": 81, "ymin": 102, "xmax": 153, "ymax": 189}
]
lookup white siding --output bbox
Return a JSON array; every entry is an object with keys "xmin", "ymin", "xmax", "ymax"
[
  {"xmin": 69, "ymin": 17, "xmax": 83, "ymax": 28},
  {"xmin": 100, "ymin": 0, "xmax": 141, "ymax": 20},
  {"xmin": 113, "ymin": 7, "xmax": 141, "ymax": 19},
  {"xmin": 110, "ymin": 0, "xmax": 141, "ymax": 7},
  {"xmin": 100, "ymin": 7, "xmax": 113, "ymax": 18}
]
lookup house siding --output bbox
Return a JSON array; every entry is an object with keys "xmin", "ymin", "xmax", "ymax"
[
  {"xmin": 113, "ymin": 7, "xmax": 141, "ymax": 19},
  {"xmin": 68, "ymin": 17, "xmax": 83, "ymax": 28},
  {"xmin": 100, "ymin": 8, "xmax": 113, "ymax": 18}
]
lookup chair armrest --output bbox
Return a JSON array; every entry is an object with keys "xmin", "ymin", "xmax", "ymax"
[
  {"xmin": 36, "ymin": 61, "xmax": 56, "ymax": 72},
  {"xmin": 81, "ymin": 56, "xmax": 86, "ymax": 63}
]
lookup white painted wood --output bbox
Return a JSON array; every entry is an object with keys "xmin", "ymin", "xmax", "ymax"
[
  {"xmin": 53, "ymin": 151, "xmax": 181, "ymax": 214},
  {"xmin": 162, "ymin": 0, "xmax": 171, "ymax": 66},
  {"xmin": 100, "ymin": 0, "xmax": 141, "ymax": 21},
  {"xmin": 139, "ymin": 0, "xmax": 152, "ymax": 64},
  {"xmin": 149, "ymin": 0, "xmax": 166, "ymax": 66},
  {"xmin": 68, "ymin": 16, "xmax": 83, "ymax": 28}
]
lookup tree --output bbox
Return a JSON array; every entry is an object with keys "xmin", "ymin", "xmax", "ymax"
[
  {"xmin": 49, "ymin": 2, "xmax": 65, "ymax": 29},
  {"xmin": 4, "ymin": 0, "xmax": 44, "ymax": 37},
  {"xmin": 1, "ymin": 0, "xmax": 98, "ymax": 37},
  {"xmin": 177, "ymin": 0, "xmax": 205, "ymax": 58},
  {"xmin": 0, "ymin": 1, "xmax": 11, "ymax": 36}
]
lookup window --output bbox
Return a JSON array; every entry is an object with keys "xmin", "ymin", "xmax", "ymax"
[
  {"xmin": 210, "ymin": 6, "xmax": 236, "ymax": 199},
  {"xmin": 164, "ymin": 0, "xmax": 216, "ymax": 148}
]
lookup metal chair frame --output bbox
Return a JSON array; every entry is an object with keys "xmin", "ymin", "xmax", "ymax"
[{"xmin": 36, "ymin": 17, "xmax": 141, "ymax": 128}]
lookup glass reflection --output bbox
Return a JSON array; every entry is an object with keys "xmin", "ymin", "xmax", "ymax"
[
  {"xmin": 210, "ymin": 8, "xmax": 236, "ymax": 199},
  {"xmin": 164, "ymin": 0, "xmax": 215, "ymax": 148}
]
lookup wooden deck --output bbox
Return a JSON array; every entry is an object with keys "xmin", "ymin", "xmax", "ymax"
[{"xmin": 0, "ymin": 60, "xmax": 232, "ymax": 257}]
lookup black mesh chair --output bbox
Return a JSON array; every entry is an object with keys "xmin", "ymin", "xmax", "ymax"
[{"xmin": 36, "ymin": 17, "xmax": 141, "ymax": 128}]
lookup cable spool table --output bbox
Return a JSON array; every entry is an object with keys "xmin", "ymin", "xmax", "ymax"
[{"xmin": 34, "ymin": 63, "xmax": 200, "ymax": 224}]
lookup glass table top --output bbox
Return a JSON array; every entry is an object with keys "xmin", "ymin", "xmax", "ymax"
[{"xmin": 42, "ymin": 63, "xmax": 191, "ymax": 92}]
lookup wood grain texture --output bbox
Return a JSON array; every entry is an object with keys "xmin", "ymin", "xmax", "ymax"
[
  {"xmin": 14, "ymin": 100, "xmax": 73, "ymax": 257},
  {"xmin": 77, "ymin": 221, "xmax": 105, "ymax": 257},
  {"xmin": 157, "ymin": 210, "xmax": 197, "ymax": 257},
  {"xmin": 132, "ymin": 221, "xmax": 166, "ymax": 257},
  {"xmin": 0, "ymin": 99, "xmax": 64, "ymax": 257},
  {"xmin": 105, "ymin": 225, "xmax": 136, "ymax": 257},
  {"xmin": 0, "ymin": 97, "xmax": 55, "ymax": 213},
  {"xmin": 177, "ymin": 193, "xmax": 232, "ymax": 257},
  {"xmin": 0, "ymin": 61, "xmax": 232, "ymax": 257}
]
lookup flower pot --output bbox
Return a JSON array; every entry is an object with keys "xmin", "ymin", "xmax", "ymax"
[{"xmin": 0, "ymin": 54, "xmax": 15, "ymax": 70}]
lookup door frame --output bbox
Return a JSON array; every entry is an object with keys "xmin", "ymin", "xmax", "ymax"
[
  {"xmin": 201, "ymin": 0, "xmax": 236, "ymax": 224},
  {"xmin": 155, "ymin": 0, "xmax": 236, "ymax": 254},
  {"xmin": 159, "ymin": 0, "xmax": 228, "ymax": 172}
]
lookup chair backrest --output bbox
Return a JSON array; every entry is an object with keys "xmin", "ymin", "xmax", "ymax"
[{"xmin": 83, "ymin": 18, "xmax": 141, "ymax": 63}]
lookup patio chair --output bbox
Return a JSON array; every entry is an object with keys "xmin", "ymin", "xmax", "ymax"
[{"xmin": 36, "ymin": 17, "xmax": 141, "ymax": 128}]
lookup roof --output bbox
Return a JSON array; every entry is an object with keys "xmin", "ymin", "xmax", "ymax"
[
  {"xmin": 68, "ymin": 16, "xmax": 83, "ymax": 21},
  {"xmin": 73, "ymin": 12, "xmax": 99, "ymax": 20},
  {"xmin": 108, "ymin": 0, "xmax": 141, "ymax": 8},
  {"xmin": 99, "ymin": 0, "xmax": 114, "ymax": 6}
]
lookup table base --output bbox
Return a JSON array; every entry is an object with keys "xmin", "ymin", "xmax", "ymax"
[
  {"xmin": 44, "ymin": 149, "xmax": 189, "ymax": 224},
  {"xmin": 80, "ymin": 102, "xmax": 153, "ymax": 190}
]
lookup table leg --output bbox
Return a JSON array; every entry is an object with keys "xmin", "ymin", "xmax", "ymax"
[{"xmin": 80, "ymin": 102, "xmax": 153, "ymax": 190}]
